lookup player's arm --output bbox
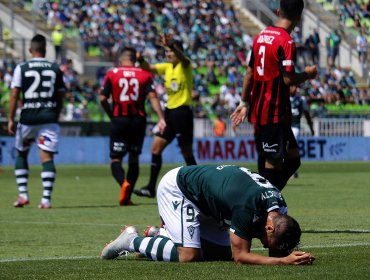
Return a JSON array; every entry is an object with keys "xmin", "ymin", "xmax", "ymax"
[
  {"xmin": 137, "ymin": 53, "xmax": 158, "ymax": 74},
  {"xmin": 99, "ymin": 78, "xmax": 113, "ymax": 120},
  {"xmin": 283, "ymin": 66, "xmax": 317, "ymax": 86},
  {"xmin": 230, "ymin": 232, "xmax": 314, "ymax": 265},
  {"xmin": 162, "ymin": 34, "xmax": 190, "ymax": 68},
  {"xmin": 302, "ymin": 98, "xmax": 314, "ymax": 136},
  {"xmin": 55, "ymin": 70, "xmax": 66, "ymax": 117},
  {"xmin": 230, "ymin": 65, "xmax": 253, "ymax": 126},
  {"xmin": 7, "ymin": 87, "xmax": 21, "ymax": 135},
  {"xmin": 148, "ymin": 91, "xmax": 166, "ymax": 134}
]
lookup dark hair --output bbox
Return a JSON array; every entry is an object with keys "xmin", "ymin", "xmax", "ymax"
[
  {"xmin": 272, "ymin": 214, "xmax": 301, "ymax": 252},
  {"xmin": 120, "ymin": 47, "xmax": 137, "ymax": 63},
  {"xmin": 30, "ymin": 34, "xmax": 46, "ymax": 55},
  {"xmin": 280, "ymin": 0, "xmax": 304, "ymax": 20},
  {"xmin": 172, "ymin": 40, "xmax": 184, "ymax": 52}
]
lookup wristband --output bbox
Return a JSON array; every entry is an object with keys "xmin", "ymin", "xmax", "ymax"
[{"xmin": 239, "ymin": 100, "xmax": 248, "ymax": 108}]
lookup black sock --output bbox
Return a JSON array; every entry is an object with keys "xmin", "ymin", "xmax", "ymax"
[
  {"xmin": 264, "ymin": 168, "xmax": 286, "ymax": 191},
  {"xmin": 147, "ymin": 154, "xmax": 162, "ymax": 192},
  {"xmin": 127, "ymin": 162, "xmax": 139, "ymax": 190},
  {"xmin": 184, "ymin": 155, "xmax": 197, "ymax": 166},
  {"xmin": 111, "ymin": 162, "xmax": 125, "ymax": 187},
  {"xmin": 282, "ymin": 157, "xmax": 301, "ymax": 184}
]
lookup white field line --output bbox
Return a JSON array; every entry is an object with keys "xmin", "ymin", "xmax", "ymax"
[
  {"xmin": 0, "ymin": 220, "xmax": 151, "ymax": 227},
  {"xmin": 0, "ymin": 242, "xmax": 369, "ymax": 263},
  {"xmin": 1, "ymin": 221, "xmax": 370, "ymax": 233}
]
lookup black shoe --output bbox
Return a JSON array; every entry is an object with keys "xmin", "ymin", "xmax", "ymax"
[{"xmin": 133, "ymin": 187, "xmax": 155, "ymax": 198}]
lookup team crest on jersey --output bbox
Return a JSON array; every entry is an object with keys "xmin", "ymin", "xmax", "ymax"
[
  {"xmin": 187, "ymin": 225, "xmax": 195, "ymax": 239},
  {"xmin": 39, "ymin": 135, "xmax": 51, "ymax": 145}
]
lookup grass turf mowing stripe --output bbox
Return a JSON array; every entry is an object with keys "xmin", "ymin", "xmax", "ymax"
[{"xmin": 1, "ymin": 242, "xmax": 369, "ymax": 263}]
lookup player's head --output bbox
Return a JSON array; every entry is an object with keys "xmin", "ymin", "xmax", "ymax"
[
  {"xmin": 165, "ymin": 40, "xmax": 184, "ymax": 64},
  {"xmin": 119, "ymin": 47, "xmax": 137, "ymax": 65},
  {"xmin": 262, "ymin": 213, "xmax": 301, "ymax": 254},
  {"xmin": 271, "ymin": 214, "xmax": 301, "ymax": 253},
  {"xmin": 30, "ymin": 34, "xmax": 46, "ymax": 56},
  {"xmin": 278, "ymin": 0, "xmax": 304, "ymax": 21}
]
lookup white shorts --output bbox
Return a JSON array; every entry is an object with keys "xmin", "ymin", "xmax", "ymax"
[
  {"xmin": 15, "ymin": 123, "xmax": 60, "ymax": 153},
  {"xmin": 157, "ymin": 167, "xmax": 230, "ymax": 248}
]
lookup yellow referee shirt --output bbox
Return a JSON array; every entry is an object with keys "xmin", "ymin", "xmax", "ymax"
[{"xmin": 155, "ymin": 61, "xmax": 193, "ymax": 109}]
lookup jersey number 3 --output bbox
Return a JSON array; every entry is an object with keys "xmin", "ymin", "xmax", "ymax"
[
  {"xmin": 119, "ymin": 78, "xmax": 139, "ymax": 101},
  {"xmin": 257, "ymin": 46, "xmax": 266, "ymax": 76}
]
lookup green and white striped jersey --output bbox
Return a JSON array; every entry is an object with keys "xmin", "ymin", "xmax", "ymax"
[{"xmin": 177, "ymin": 165, "xmax": 287, "ymax": 240}]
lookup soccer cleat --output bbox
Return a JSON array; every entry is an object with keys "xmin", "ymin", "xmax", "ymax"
[
  {"xmin": 133, "ymin": 187, "xmax": 155, "ymax": 198},
  {"xmin": 38, "ymin": 201, "xmax": 52, "ymax": 209},
  {"xmin": 13, "ymin": 196, "xmax": 30, "ymax": 208},
  {"xmin": 143, "ymin": 226, "xmax": 159, "ymax": 237},
  {"xmin": 119, "ymin": 180, "xmax": 132, "ymax": 206},
  {"xmin": 100, "ymin": 226, "xmax": 138, "ymax": 260}
]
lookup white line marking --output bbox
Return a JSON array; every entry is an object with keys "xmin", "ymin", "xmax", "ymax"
[
  {"xmin": 0, "ymin": 220, "xmax": 151, "ymax": 227},
  {"xmin": 1, "ymin": 243, "xmax": 369, "ymax": 263}
]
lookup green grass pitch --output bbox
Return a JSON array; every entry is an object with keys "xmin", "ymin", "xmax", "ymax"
[{"xmin": 0, "ymin": 162, "xmax": 370, "ymax": 279}]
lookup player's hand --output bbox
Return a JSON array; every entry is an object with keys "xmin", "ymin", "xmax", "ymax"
[
  {"xmin": 157, "ymin": 118, "xmax": 166, "ymax": 134},
  {"xmin": 283, "ymin": 251, "xmax": 315, "ymax": 265},
  {"xmin": 305, "ymin": 66, "xmax": 318, "ymax": 79},
  {"xmin": 230, "ymin": 104, "xmax": 248, "ymax": 127},
  {"xmin": 7, "ymin": 119, "xmax": 15, "ymax": 136}
]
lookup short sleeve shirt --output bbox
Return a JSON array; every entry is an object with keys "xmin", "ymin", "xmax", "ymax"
[{"xmin": 176, "ymin": 165, "xmax": 287, "ymax": 240}]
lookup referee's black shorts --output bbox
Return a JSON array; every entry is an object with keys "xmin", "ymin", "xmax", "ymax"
[{"xmin": 156, "ymin": 106, "xmax": 194, "ymax": 146}]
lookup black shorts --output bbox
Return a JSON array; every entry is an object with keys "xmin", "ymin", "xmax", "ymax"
[
  {"xmin": 255, "ymin": 123, "xmax": 298, "ymax": 160},
  {"xmin": 156, "ymin": 106, "xmax": 194, "ymax": 146},
  {"xmin": 110, "ymin": 116, "xmax": 146, "ymax": 159}
]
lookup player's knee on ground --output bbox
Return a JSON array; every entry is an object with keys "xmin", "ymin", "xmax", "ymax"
[
  {"xmin": 177, "ymin": 247, "xmax": 201, "ymax": 262},
  {"xmin": 201, "ymin": 238, "xmax": 232, "ymax": 261}
]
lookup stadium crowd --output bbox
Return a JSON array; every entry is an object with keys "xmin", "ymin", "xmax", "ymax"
[{"xmin": 0, "ymin": 0, "xmax": 369, "ymax": 123}]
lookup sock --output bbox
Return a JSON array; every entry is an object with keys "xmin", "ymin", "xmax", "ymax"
[
  {"xmin": 264, "ymin": 168, "xmax": 286, "ymax": 191},
  {"xmin": 129, "ymin": 236, "xmax": 179, "ymax": 262},
  {"xmin": 111, "ymin": 161, "xmax": 125, "ymax": 187},
  {"xmin": 282, "ymin": 157, "xmax": 301, "ymax": 184},
  {"xmin": 41, "ymin": 160, "xmax": 56, "ymax": 203},
  {"xmin": 127, "ymin": 162, "xmax": 139, "ymax": 190},
  {"xmin": 184, "ymin": 155, "xmax": 197, "ymax": 166},
  {"xmin": 15, "ymin": 156, "xmax": 29, "ymax": 200},
  {"xmin": 147, "ymin": 154, "xmax": 162, "ymax": 192}
]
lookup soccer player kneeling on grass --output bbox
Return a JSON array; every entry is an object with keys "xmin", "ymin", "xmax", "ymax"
[{"xmin": 101, "ymin": 165, "xmax": 315, "ymax": 265}]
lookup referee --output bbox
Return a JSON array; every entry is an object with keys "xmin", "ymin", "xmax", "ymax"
[{"xmin": 134, "ymin": 34, "xmax": 197, "ymax": 198}]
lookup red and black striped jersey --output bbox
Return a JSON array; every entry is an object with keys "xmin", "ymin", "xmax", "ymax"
[
  {"xmin": 101, "ymin": 66, "xmax": 154, "ymax": 117},
  {"xmin": 248, "ymin": 26, "xmax": 296, "ymax": 125}
]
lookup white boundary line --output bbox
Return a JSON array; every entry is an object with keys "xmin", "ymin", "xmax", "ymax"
[
  {"xmin": 1, "ymin": 242, "xmax": 369, "ymax": 263},
  {"xmin": 1, "ymin": 221, "xmax": 370, "ymax": 233}
]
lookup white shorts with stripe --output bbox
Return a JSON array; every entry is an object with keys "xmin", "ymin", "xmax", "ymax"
[
  {"xmin": 157, "ymin": 167, "xmax": 230, "ymax": 248},
  {"xmin": 15, "ymin": 123, "xmax": 60, "ymax": 153}
]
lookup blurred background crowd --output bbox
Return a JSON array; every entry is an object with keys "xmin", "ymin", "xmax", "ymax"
[{"xmin": 0, "ymin": 0, "xmax": 369, "ymax": 123}]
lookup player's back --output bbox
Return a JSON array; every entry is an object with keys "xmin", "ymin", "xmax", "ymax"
[
  {"xmin": 249, "ymin": 26, "xmax": 295, "ymax": 125},
  {"xmin": 104, "ymin": 66, "xmax": 154, "ymax": 117},
  {"xmin": 15, "ymin": 58, "xmax": 64, "ymax": 125}
]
